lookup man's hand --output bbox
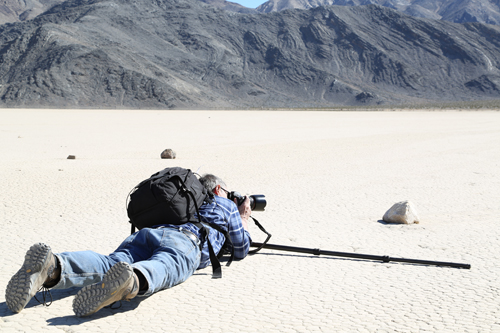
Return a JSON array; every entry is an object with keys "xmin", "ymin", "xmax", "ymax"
[{"xmin": 235, "ymin": 196, "xmax": 251, "ymax": 231}]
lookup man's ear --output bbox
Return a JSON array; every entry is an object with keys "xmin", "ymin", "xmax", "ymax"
[{"xmin": 213, "ymin": 185, "xmax": 220, "ymax": 195}]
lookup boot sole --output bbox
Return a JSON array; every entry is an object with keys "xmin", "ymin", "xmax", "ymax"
[
  {"xmin": 5, "ymin": 243, "xmax": 53, "ymax": 313},
  {"xmin": 72, "ymin": 261, "xmax": 134, "ymax": 317}
]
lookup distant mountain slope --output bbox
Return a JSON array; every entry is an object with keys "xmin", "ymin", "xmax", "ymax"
[
  {"xmin": 0, "ymin": 0, "xmax": 499, "ymax": 108},
  {"xmin": 0, "ymin": 0, "xmax": 62, "ymax": 24},
  {"xmin": 199, "ymin": 0, "xmax": 256, "ymax": 13},
  {"xmin": 0, "ymin": 0, "xmax": 254, "ymax": 25},
  {"xmin": 1, "ymin": 0, "xmax": 499, "ymax": 26},
  {"xmin": 256, "ymin": 0, "xmax": 500, "ymax": 25}
]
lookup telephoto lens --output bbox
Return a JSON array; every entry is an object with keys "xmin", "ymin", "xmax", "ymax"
[
  {"xmin": 249, "ymin": 194, "xmax": 266, "ymax": 211},
  {"xmin": 228, "ymin": 191, "xmax": 266, "ymax": 211}
]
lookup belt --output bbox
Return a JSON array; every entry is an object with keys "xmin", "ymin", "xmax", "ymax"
[{"xmin": 180, "ymin": 228, "xmax": 201, "ymax": 249}]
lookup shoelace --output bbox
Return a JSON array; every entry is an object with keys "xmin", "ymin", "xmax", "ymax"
[{"xmin": 34, "ymin": 286, "xmax": 53, "ymax": 307}]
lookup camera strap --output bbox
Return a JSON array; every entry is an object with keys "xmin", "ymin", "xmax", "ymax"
[{"xmin": 248, "ymin": 216, "xmax": 272, "ymax": 254}]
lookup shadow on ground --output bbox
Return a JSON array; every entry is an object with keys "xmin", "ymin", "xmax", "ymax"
[
  {"xmin": 46, "ymin": 298, "xmax": 142, "ymax": 325},
  {"xmin": 0, "ymin": 287, "xmax": 143, "ymax": 324},
  {"xmin": 0, "ymin": 287, "xmax": 79, "ymax": 318}
]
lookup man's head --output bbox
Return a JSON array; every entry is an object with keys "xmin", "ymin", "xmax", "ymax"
[{"xmin": 199, "ymin": 174, "xmax": 228, "ymax": 199}]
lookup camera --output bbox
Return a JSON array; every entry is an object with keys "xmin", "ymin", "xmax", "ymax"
[{"xmin": 227, "ymin": 191, "xmax": 266, "ymax": 211}]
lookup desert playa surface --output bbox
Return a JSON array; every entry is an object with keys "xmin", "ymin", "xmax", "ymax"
[{"xmin": 0, "ymin": 109, "xmax": 498, "ymax": 332}]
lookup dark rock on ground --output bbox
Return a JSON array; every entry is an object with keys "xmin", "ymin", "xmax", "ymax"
[{"xmin": 161, "ymin": 149, "xmax": 177, "ymax": 159}]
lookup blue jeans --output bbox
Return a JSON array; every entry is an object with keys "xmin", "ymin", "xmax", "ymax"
[{"xmin": 52, "ymin": 227, "xmax": 201, "ymax": 297}]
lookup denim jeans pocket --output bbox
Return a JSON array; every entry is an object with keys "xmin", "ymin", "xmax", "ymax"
[{"xmin": 160, "ymin": 229, "xmax": 196, "ymax": 257}]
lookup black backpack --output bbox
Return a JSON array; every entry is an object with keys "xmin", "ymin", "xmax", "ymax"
[{"xmin": 126, "ymin": 167, "xmax": 232, "ymax": 278}]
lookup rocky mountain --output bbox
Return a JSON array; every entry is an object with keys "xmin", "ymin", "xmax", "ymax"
[
  {"xmin": 0, "ymin": 0, "xmax": 499, "ymax": 108},
  {"xmin": 199, "ymin": 0, "xmax": 256, "ymax": 13},
  {"xmin": 0, "ymin": 0, "xmax": 63, "ymax": 24},
  {"xmin": 255, "ymin": 0, "xmax": 500, "ymax": 25},
  {"xmin": 0, "ymin": 0, "xmax": 254, "ymax": 25},
  {"xmin": 1, "ymin": 0, "xmax": 499, "ymax": 25}
]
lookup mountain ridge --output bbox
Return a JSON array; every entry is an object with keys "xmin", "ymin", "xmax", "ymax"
[
  {"xmin": 255, "ymin": 0, "xmax": 500, "ymax": 25},
  {"xmin": 1, "ymin": 0, "xmax": 499, "ymax": 108},
  {"xmin": 2, "ymin": 0, "xmax": 500, "ymax": 25}
]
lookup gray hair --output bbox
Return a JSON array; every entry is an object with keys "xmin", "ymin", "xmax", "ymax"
[{"xmin": 199, "ymin": 174, "xmax": 226, "ymax": 193}]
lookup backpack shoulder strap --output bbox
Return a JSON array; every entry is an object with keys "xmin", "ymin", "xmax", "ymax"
[{"xmin": 185, "ymin": 184, "xmax": 234, "ymax": 279}]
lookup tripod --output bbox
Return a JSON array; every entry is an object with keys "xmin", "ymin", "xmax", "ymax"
[{"xmin": 249, "ymin": 217, "xmax": 471, "ymax": 269}]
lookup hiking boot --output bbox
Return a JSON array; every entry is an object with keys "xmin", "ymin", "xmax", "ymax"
[
  {"xmin": 5, "ymin": 243, "xmax": 60, "ymax": 313},
  {"xmin": 72, "ymin": 261, "xmax": 139, "ymax": 317}
]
